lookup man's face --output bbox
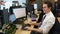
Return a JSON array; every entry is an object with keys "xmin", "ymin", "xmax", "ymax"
[{"xmin": 42, "ymin": 4, "xmax": 50, "ymax": 13}]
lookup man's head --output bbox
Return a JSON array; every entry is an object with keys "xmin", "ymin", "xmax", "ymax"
[{"xmin": 42, "ymin": 1, "xmax": 52, "ymax": 14}]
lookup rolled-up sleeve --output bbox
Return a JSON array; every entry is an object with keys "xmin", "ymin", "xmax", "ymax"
[{"xmin": 39, "ymin": 17, "xmax": 55, "ymax": 34}]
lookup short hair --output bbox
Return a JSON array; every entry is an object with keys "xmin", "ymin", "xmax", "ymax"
[
  {"xmin": 29, "ymin": 0, "xmax": 36, "ymax": 2},
  {"xmin": 43, "ymin": 1, "xmax": 52, "ymax": 8}
]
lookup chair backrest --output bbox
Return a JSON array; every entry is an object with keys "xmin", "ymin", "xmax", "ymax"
[{"xmin": 49, "ymin": 17, "xmax": 60, "ymax": 34}]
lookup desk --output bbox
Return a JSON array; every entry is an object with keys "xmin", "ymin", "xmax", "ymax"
[
  {"xmin": 15, "ymin": 18, "xmax": 38, "ymax": 34},
  {"xmin": 0, "ymin": 30, "xmax": 2, "ymax": 32},
  {"xmin": 15, "ymin": 13, "xmax": 39, "ymax": 34}
]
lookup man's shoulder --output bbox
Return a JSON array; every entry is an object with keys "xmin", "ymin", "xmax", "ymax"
[
  {"xmin": 50, "ymin": 12, "xmax": 55, "ymax": 18},
  {"xmin": 46, "ymin": 12, "xmax": 55, "ymax": 19}
]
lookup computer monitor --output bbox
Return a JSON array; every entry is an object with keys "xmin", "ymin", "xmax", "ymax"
[{"xmin": 13, "ymin": 8, "xmax": 26, "ymax": 19}]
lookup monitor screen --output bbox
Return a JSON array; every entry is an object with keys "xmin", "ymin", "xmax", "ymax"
[
  {"xmin": 34, "ymin": 4, "xmax": 37, "ymax": 9},
  {"xmin": 9, "ymin": 14, "xmax": 16, "ymax": 23},
  {"xmin": 13, "ymin": 8, "xmax": 26, "ymax": 19}
]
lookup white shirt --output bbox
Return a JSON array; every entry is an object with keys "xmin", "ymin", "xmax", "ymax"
[{"xmin": 39, "ymin": 11, "xmax": 55, "ymax": 34}]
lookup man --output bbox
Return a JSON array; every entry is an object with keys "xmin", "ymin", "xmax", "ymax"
[{"xmin": 25, "ymin": 1, "xmax": 55, "ymax": 34}]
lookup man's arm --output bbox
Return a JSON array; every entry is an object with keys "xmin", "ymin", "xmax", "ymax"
[
  {"xmin": 25, "ymin": 27, "xmax": 43, "ymax": 33},
  {"xmin": 32, "ymin": 28, "xmax": 43, "ymax": 33},
  {"xmin": 25, "ymin": 17, "xmax": 55, "ymax": 34},
  {"xmin": 28, "ymin": 22, "xmax": 41, "ymax": 26}
]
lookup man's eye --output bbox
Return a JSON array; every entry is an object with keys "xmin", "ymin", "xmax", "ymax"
[{"xmin": 43, "ymin": 7, "xmax": 45, "ymax": 8}]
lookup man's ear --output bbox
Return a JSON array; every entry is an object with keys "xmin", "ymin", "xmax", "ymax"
[{"xmin": 49, "ymin": 7, "xmax": 51, "ymax": 10}]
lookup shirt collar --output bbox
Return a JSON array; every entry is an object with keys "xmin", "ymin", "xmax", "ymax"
[{"xmin": 45, "ymin": 11, "xmax": 52, "ymax": 16}]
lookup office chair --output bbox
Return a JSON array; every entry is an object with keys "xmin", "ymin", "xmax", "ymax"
[{"xmin": 49, "ymin": 17, "xmax": 60, "ymax": 34}]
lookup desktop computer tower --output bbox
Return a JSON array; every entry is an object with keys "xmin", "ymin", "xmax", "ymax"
[{"xmin": 0, "ymin": 8, "xmax": 9, "ymax": 29}]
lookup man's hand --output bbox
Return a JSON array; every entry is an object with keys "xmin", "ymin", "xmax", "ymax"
[
  {"xmin": 28, "ymin": 22, "xmax": 41, "ymax": 26},
  {"xmin": 24, "ymin": 26, "xmax": 43, "ymax": 33},
  {"xmin": 25, "ymin": 27, "xmax": 32, "ymax": 31}
]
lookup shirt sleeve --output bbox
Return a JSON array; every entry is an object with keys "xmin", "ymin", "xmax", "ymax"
[{"xmin": 39, "ymin": 17, "xmax": 55, "ymax": 34}]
